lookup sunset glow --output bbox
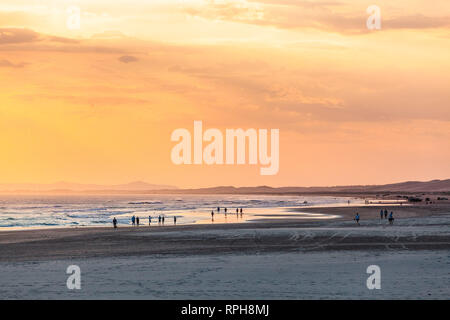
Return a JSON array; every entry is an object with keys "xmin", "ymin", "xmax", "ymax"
[{"xmin": 1, "ymin": 0, "xmax": 449, "ymax": 187}]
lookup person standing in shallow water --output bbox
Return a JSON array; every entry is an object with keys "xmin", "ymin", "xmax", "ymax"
[{"xmin": 113, "ymin": 217, "xmax": 117, "ymax": 229}]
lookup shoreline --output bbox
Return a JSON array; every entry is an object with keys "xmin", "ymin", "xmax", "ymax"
[
  {"xmin": 0, "ymin": 200, "xmax": 446, "ymax": 233},
  {"xmin": 1, "ymin": 203, "xmax": 449, "ymax": 263}
]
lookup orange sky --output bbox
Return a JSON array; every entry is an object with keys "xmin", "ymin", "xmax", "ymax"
[{"xmin": 0, "ymin": 0, "xmax": 449, "ymax": 188}]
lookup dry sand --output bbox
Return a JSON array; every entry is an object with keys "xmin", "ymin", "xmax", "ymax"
[{"xmin": 0, "ymin": 203, "xmax": 449, "ymax": 299}]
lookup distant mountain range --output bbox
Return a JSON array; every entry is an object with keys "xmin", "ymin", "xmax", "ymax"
[
  {"xmin": 0, "ymin": 179, "xmax": 448, "ymax": 194},
  {"xmin": 175, "ymin": 179, "xmax": 450, "ymax": 194},
  {"xmin": 0, "ymin": 181, "xmax": 177, "ymax": 192},
  {"xmin": 161, "ymin": 179, "xmax": 450, "ymax": 194}
]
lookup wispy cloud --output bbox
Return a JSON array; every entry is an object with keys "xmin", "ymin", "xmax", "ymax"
[
  {"xmin": 0, "ymin": 58, "xmax": 26, "ymax": 68},
  {"xmin": 118, "ymin": 55, "xmax": 139, "ymax": 63},
  {"xmin": 0, "ymin": 28, "xmax": 80, "ymax": 45}
]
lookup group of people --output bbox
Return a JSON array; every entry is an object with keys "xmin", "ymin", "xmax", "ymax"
[
  {"xmin": 113, "ymin": 206, "xmax": 246, "ymax": 228},
  {"xmin": 354, "ymin": 209, "xmax": 395, "ymax": 226},
  {"xmin": 211, "ymin": 207, "xmax": 244, "ymax": 220},
  {"xmin": 380, "ymin": 209, "xmax": 395, "ymax": 225},
  {"xmin": 112, "ymin": 214, "xmax": 177, "ymax": 228}
]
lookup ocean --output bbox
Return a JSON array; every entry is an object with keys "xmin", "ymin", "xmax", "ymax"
[{"xmin": 0, "ymin": 194, "xmax": 360, "ymax": 229}]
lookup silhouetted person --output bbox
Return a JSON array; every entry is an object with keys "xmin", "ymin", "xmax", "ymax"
[
  {"xmin": 354, "ymin": 212, "xmax": 360, "ymax": 225},
  {"xmin": 158, "ymin": 216, "xmax": 161, "ymax": 224},
  {"xmin": 380, "ymin": 209, "xmax": 384, "ymax": 219},
  {"xmin": 388, "ymin": 212, "xmax": 394, "ymax": 225},
  {"xmin": 240, "ymin": 208, "xmax": 243, "ymax": 214},
  {"xmin": 113, "ymin": 217, "xmax": 117, "ymax": 228},
  {"xmin": 217, "ymin": 207, "xmax": 220, "ymax": 212},
  {"xmin": 131, "ymin": 215, "xmax": 135, "ymax": 226},
  {"xmin": 174, "ymin": 216, "xmax": 177, "ymax": 224},
  {"xmin": 236, "ymin": 208, "xmax": 239, "ymax": 214},
  {"xmin": 136, "ymin": 217, "xmax": 140, "ymax": 226},
  {"xmin": 211, "ymin": 210, "xmax": 214, "ymax": 221},
  {"xmin": 162, "ymin": 216, "xmax": 165, "ymax": 224},
  {"xmin": 224, "ymin": 207, "xmax": 227, "ymax": 213},
  {"xmin": 149, "ymin": 216, "xmax": 151, "ymax": 225},
  {"xmin": 384, "ymin": 209, "xmax": 388, "ymax": 219}
]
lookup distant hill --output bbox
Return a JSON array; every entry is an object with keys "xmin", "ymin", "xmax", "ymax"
[
  {"xmin": 0, "ymin": 181, "xmax": 178, "ymax": 192},
  {"xmin": 0, "ymin": 179, "xmax": 448, "ymax": 194},
  {"xmin": 156, "ymin": 179, "xmax": 450, "ymax": 194}
]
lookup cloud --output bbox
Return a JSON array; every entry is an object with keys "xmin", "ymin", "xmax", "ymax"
[
  {"xmin": 385, "ymin": 14, "xmax": 450, "ymax": 29},
  {"xmin": 0, "ymin": 28, "xmax": 80, "ymax": 46},
  {"xmin": 0, "ymin": 28, "xmax": 138, "ymax": 55},
  {"xmin": 0, "ymin": 28, "xmax": 39, "ymax": 44},
  {"xmin": 181, "ymin": 1, "xmax": 450, "ymax": 34},
  {"xmin": 118, "ymin": 55, "xmax": 139, "ymax": 63},
  {"xmin": 48, "ymin": 36, "xmax": 80, "ymax": 44},
  {"xmin": 17, "ymin": 94, "xmax": 151, "ymax": 107},
  {"xmin": 0, "ymin": 59, "xmax": 26, "ymax": 68},
  {"xmin": 183, "ymin": 0, "xmax": 264, "ymax": 22},
  {"xmin": 91, "ymin": 30, "xmax": 129, "ymax": 40}
]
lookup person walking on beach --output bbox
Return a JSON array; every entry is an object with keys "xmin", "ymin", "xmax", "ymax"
[
  {"xmin": 148, "ymin": 216, "xmax": 152, "ymax": 225},
  {"xmin": 162, "ymin": 216, "xmax": 165, "ymax": 224},
  {"xmin": 131, "ymin": 215, "xmax": 136, "ymax": 226},
  {"xmin": 158, "ymin": 215, "xmax": 161, "ymax": 224},
  {"xmin": 388, "ymin": 212, "xmax": 394, "ymax": 225},
  {"xmin": 384, "ymin": 209, "xmax": 388, "ymax": 219},
  {"xmin": 211, "ymin": 210, "xmax": 214, "ymax": 221},
  {"xmin": 217, "ymin": 207, "xmax": 220, "ymax": 212},
  {"xmin": 174, "ymin": 216, "xmax": 177, "ymax": 224},
  {"xmin": 224, "ymin": 207, "xmax": 227, "ymax": 214},
  {"xmin": 136, "ymin": 216, "xmax": 140, "ymax": 226},
  {"xmin": 236, "ymin": 208, "xmax": 239, "ymax": 214},
  {"xmin": 380, "ymin": 209, "xmax": 384, "ymax": 219},
  {"xmin": 113, "ymin": 217, "xmax": 117, "ymax": 229},
  {"xmin": 354, "ymin": 212, "xmax": 360, "ymax": 225}
]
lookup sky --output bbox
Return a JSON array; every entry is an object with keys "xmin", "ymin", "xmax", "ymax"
[{"xmin": 0, "ymin": 0, "xmax": 449, "ymax": 188}]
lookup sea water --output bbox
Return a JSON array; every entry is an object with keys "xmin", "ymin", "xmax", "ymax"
[{"xmin": 0, "ymin": 194, "xmax": 362, "ymax": 230}]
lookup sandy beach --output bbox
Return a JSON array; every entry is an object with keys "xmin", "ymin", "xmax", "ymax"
[
  {"xmin": 0, "ymin": 202, "xmax": 449, "ymax": 299},
  {"xmin": 0, "ymin": 203, "xmax": 449, "ymax": 262}
]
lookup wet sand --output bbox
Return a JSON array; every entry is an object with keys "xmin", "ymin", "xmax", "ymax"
[{"xmin": 1, "ymin": 203, "xmax": 449, "ymax": 263}]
